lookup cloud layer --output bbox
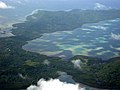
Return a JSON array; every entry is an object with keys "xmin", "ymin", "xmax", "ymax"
[
  {"xmin": 72, "ymin": 59, "xmax": 83, "ymax": 69},
  {"xmin": 43, "ymin": 59, "xmax": 50, "ymax": 65},
  {"xmin": 111, "ymin": 33, "xmax": 120, "ymax": 40},
  {"xmin": 57, "ymin": 71, "xmax": 76, "ymax": 84},
  {"xmin": 0, "ymin": 1, "xmax": 14, "ymax": 9},
  {"xmin": 94, "ymin": 3, "xmax": 111, "ymax": 10},
  {"xmin": 27, "ymin": 78, "xmax": 85, "ymax": 90}
]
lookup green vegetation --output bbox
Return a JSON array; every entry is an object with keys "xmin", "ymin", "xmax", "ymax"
[
  {"xmin": 96, "ymin": 57, "xmax": 120, "ymax": 89},
  {"xmin": 24, "ymin": 60, "xmax": 39, "ymax": 67},
  {"xmin": 70, "ymin": 55, "xmax": 120, "ymax": 89},
  {"xmin": 0, "ymin": 9, "xmax": 120, "ymax": 90},
  {"xmin": 12, "ymin": 9, "xmax": 120, "ymax": 38}
]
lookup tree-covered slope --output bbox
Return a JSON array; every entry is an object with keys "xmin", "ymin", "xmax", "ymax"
[
  {"xmin": 12, "ymin": 9, "xmax": 120, "ymax": 38},
  {"xmin": 96, "ymin": 57, "xmax": 120, "ymax": 89},
  {"xmin": 70, "ymin": 55, "xmax": 120, "ymax": 89}
]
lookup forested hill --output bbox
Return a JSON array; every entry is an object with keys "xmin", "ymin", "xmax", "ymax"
[{"xmin": 12, "ymin": 9, "xmax": 120, "ymax": 39}]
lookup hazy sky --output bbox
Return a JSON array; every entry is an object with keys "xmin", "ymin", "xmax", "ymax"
[
  {"xmin": 1, "ymin": 0, "xmax": 120, "ymax": 10},
  {"xmin": 0, "ymin": 0, "xmax": 120, "ymax": 20}
]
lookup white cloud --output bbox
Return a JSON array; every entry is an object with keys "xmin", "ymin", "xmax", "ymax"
[
  {"xmin": 10, "ymin": 0, "xmax": 28, "ymax": 2},
  {"xmin": 94, "ymin": 3, "xmax": 111, "ymax": 10},
  {"xmin": 16, "ymin": 1, "xmax": 22, "ymax": 4},
  {"xmin": 72, "ymin": 59, "xmax": 83, "ymax": 69},
  {"xmin": 0, "ymin": 1, "xmax": 15, "ymax": 9},
  {"xmin": 57, "ymin": 71, "xmax": 67, "ymax": 76},
  {"xmin": 27, "ymin": 78, "xmax": 86, "ymax": 90},
  {"xmin": 43, "ymin": 59, "xmax": 50, "ymax": 65},
  {"xmin": 111, "ymin": 33, "xmax": 120, "ymax": 40},
  {"xmin": 9, "ymin": 0, "xmax": 28, "ymax": 5},
  {"xmin": 18, "ymin": 73, "xmax": 27, "ymax": 79},
  {"xmin": 57, "ymin": 71, "xmax": 76, "ymax": 84}
]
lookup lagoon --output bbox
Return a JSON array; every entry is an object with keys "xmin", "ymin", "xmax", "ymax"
[{"xmin": 23, "ymin": 18, "xmax": 120, "ymax": 60}]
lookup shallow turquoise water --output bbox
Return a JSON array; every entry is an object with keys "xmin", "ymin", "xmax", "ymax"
[{"xmin": 23, "ymin": 18, "xmax": 120, "ymax": 60}]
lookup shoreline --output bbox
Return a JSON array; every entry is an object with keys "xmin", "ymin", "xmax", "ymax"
[{"xmin": 22, "ymin": 18, "xmax": 120, "ymax": 61}]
